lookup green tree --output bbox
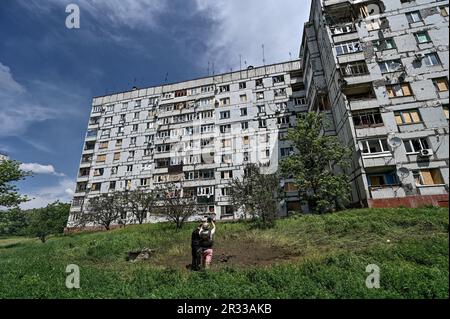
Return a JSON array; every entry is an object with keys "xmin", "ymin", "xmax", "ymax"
[
  {"xmin": 80, "ymin": 193, "xmax": 122, "ymax": 231},
  {"xmin": 0, "ymin": 160, "xmax": 30, "ymax": 208},
  {"xmin": 155, "ymin": 182, "xmax": 198, "ymax": 230},
  {"xmin": 281, "ymin": 113, "xmax": 351, "ymax": 214},
  {"xmin": 27, "ymin": 202, "xmax": 70, "ymax": 243},
  {"xmin": 229, "ymin": 163, "xmax": 281, "ymax": 228},
  {"xmin": 125, "ymin": 189, "xmax": 157, "ymax": 224},
  {"xmin": 0, "ymin": 207, "xmax": 29, "ymax": 236}
]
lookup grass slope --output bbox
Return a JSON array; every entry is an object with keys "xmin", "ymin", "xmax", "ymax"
[{"xmin": 0, "ymin": 207, "xmax": 448, "ymax": 299}]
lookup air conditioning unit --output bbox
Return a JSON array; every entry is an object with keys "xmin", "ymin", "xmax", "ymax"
[{"xmin": 420, "ymin": 149, "xmax": 433, "ymax": 157}]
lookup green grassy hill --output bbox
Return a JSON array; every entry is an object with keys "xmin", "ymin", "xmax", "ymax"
[{"xmin": 0, "ymin": 207, "xmax": 448, "ymax": 298}]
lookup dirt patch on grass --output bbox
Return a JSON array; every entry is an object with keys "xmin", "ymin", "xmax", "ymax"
[{"xmin": 151, "ymin": 238, "xmax": 298, "ymax": 270}]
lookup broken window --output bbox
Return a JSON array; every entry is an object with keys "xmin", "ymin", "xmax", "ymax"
[
  {"xmin": 352, "ymin": 109, "xmax": 384, "ymax": 128},
  {"xmin": 221, "ymin": 171, "xmax": 233, "ymax": 179},
  {"xmin": 413, "ymin": 169, "xmax": 444, "ymax": 186},
  {"xmin": 386, "ymin": 83, "xmax": 413, "ymax": 98},
  {"xmin": 115, "ymin": 139, "xmax": 122, "ymax": 148},
  {"xmin": 91, "ymin": 183, "xmax": 101, "ymax": 191},
  {"xmin": 111, "ymin": 166, "xmax": 118, "ymax": 175},
  {"xmin": 257, "ymin": 105, "xmax": 266, "ymax": 113},
  {"xmin": 335, "ymin": 41, "xmax": 361, "ymax": 55},
  {"xmin": 240, "ymin": 108, "xmax": 248, "ymax": 116},
  {"xmin": 219, "ymin": 85, "xmax": 230, "ymax": 93},
  {"xmin": 99, "ymin": 141, "xmax": 109, "ymax": 149},
  {"xmin": 239, "ymin": 82, "xmax": 246, "ymax": 90},
  {"xmin": 394, "ymin": 109, "xmax": 422, "ymax": 125},
  {"xmin": 331, "ymin": 24, "xmax": 356, "ymax": 35},
  {"xmin": 274, "ymin": 88, "xmax": 286, "ymax": 97},
  {"xmin": 256, "ymin": 91, "xmax": 264, "ymax": 100},
  {"xmin": 433, "ymin": 78, "xmax": 449, "ymax": 92},
  {"xmin": 378, "ymin": 59, "xmax": 403, "ymax": 73},
  {"xmin": 240, "ymin": 94, "xmax": 248, "ymax": 103},
  {"xmin": 372, "ymin": 38, "xmax": 396, "ymax": 51},
  {"xmin": 255, "ymin": 78, "xmax": 263, "ymax": 88},
  {"xmin": 272, "ymin": 75, "xmax": 285, "ymax": 84},
  {"xmin": 220, "ymin": 124, "xmax": 231, "ymax": 134},
  {"xmin": 220, "ymin": 98, "xmax": 230, "ymax": 106},
  {"xmin": 342, "ymin": 61, "xmax": 369, "ymax": 76},
  {"xmin": 404, "ymin": 138, "xmax": 429, "ymax": 153},
  {"xmin": 113, "ymin": 152, "xmax": 121, "ymax": 161},
  {"xmin": 259, "ymin": 119, "xmax": 267, "ymax": 128},
  {"xmin": 241, "ymin": 121, "xmax": 249, "ymax": 130},
  {"xmin": 361, "ymin": 139, "xmax": 390, "ymax": 155},
  {"xmin": 93, "ymin": 168, "xmax": 104, "ymax": 176}
]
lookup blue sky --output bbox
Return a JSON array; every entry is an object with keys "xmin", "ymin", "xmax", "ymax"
[{"xmin": 0, "ymin": 0, "xmax": 310, "ymax": 209}]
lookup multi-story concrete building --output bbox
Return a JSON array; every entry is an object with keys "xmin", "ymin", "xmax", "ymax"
[
  {"xmin": 300, "ymin": 0, "xmax": 449, "ymax": 207},
  {"xmin": 0, "ymin": 153, "xmax": 9, "ymax": 161},
  {"xmin": 68, "ymin": 0, "xmax": 449, "ymax": 228},
  {"xmin": 67, "ymin": 61, "xmax": 305, "ymax": 227}
]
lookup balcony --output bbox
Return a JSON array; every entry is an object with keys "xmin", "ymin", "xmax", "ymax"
[
  {"xmin": 417, "ymin": 185, "xmax": 448, "ymax": 196},
  {"xmin": 369, "ymin": 185, "xmax": 406, "ymax": 199}
]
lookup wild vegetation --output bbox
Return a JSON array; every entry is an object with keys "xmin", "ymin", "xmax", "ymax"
[{"xmin": 0, "ymin": 207, "xmax": 447, "ymax": 299}]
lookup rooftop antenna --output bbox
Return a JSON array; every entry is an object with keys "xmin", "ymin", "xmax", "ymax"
[
  {"xmin": 262, "ymin": 44, "xmax": 266, "ymax": 66},
  {"xmin": 164, "ymin": 72, "xmax": 168, "ymax": 83},
  {"xmin": 289, "ymin": 52, "xmax": 292, "ymax": 61},
  {"xmin": 207, "ymin": 61, "xmax": 210, "ymax": 76},
  {"xmin": 239, "ymin": 54, "xmax": 242, "ymax": 70},
  {"xmin": 212, "ymin": 62, "xmax": 215, "ymax": 75}
]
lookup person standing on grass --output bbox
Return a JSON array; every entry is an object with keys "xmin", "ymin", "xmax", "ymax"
[
  {"xmin": 189, "ymin": 223, "xmax": 203, "ymax": 271},
  {"xmin": 199, "ymin": 218, "xmax": 216, "ymax": 270}
]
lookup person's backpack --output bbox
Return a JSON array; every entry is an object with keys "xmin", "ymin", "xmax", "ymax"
[{"xmin": 199, "ymin": 229, "xmax": 213, "ymax": 247}]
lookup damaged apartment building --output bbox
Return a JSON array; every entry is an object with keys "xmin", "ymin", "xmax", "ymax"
[
  {"xmin": 301, "ymin": 0, "xmax": 449, "ymax": 207},
  {"xmin": 67, "ymin": 0, "xmax": 449, "ymax": 228},
  {"xmin": 67, "ymin": 61, "xmax": 305, "ymax": 227}
]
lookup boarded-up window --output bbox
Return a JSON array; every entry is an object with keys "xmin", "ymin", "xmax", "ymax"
[
  {"xmin": 99, "ymin": 142, "xmax": 108, "ymax": 149},
  {"xmin": 386, "ymin": 83, "xmax": 412, "ymax": 97},
  {"xmin": 415, "ymin": 169, "xmax": 445, "ymax": 185},
  {"xmin": 113, "ymin": 152, "xmax": 120, "ymax": 161},
  {"xmin": 395, "ymin": 109, "xmax": 421, "ymax": 124},
  {"xmin": 96, "ymin": 155, "xmax": 106, "ymax": 163},
  {"xmin": 443, "ymin": 105, "xmax": 449, "ymax": 120},
  {"xmin": 433, "ymin": 78, "xmax": 449, "ymax": 92}
]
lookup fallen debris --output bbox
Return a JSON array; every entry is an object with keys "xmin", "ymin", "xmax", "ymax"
[{"xmin": 127, "ymin": 248, "xmax": 156, "ymax": 262}]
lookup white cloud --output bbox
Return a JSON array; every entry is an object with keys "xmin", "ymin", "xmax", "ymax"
[
  {"xmin": 19, "ymin": 163, "xmax": 65, "ymax": 176},
  {"xmin": 0, "ymin": 62, "xmax": 72, "ymax": 137},
  {"xmin": 22, "ymin": 0, "xmax": 168, "ymax": 30},
  {"xmin": 0, "ymin": 61, "xmax": 85, "ymax": 140},
  {"xmin": 20, "ymin": 178, "xmax": 75, "ymax": 210},
  {"xmin": 193, "ymin": 0, "xmax": 310, "ymax": 72}
]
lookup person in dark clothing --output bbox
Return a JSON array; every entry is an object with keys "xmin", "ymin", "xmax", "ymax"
[
  {"xmin": 198, "ymin": 218, "xmax": 215, "ymax": 269},
  {"xmin": 189, "ymin": 224, "xmax": 202, "ymax": 271}
]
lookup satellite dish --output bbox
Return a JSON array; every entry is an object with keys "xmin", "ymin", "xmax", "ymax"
[
  {"xmin": 397, "ymin": 167, "xmax": 410, "ymax": 179},
  {"xmin": 388, "ymin": 137, "xmax": 402, "ymax": 149}
]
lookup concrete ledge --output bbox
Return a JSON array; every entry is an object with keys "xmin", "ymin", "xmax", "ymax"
[{"xmin": 368, "ymin": 194, "xmax": 449, "ymax": 208}]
